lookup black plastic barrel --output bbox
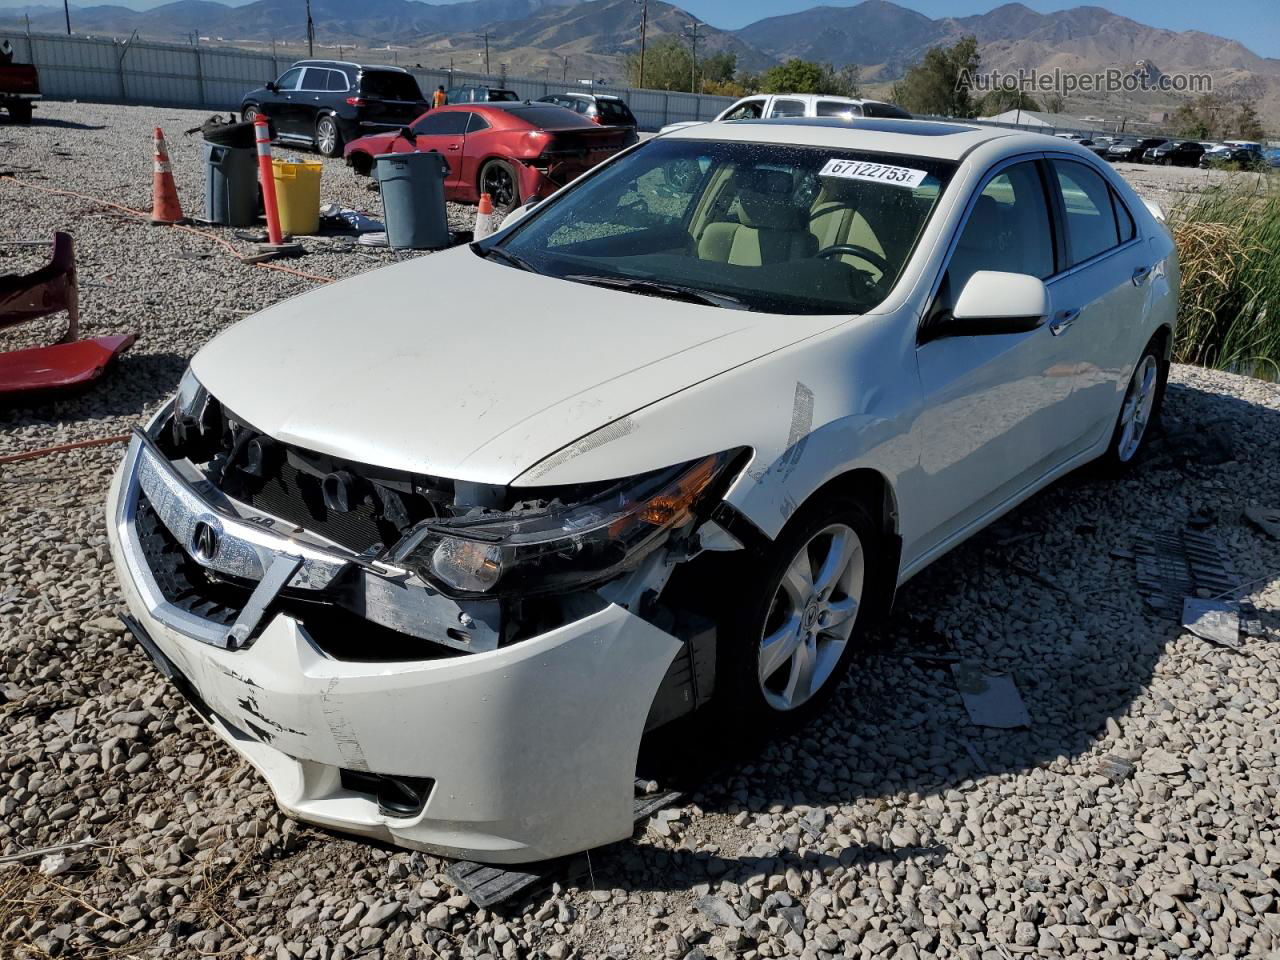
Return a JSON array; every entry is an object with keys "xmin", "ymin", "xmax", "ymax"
[
  {"xmin": 375, "ymin": 151, "xmax": 451, "ymax": 250},
  {"xmin": 203, "ymin": 140, "xmax": 258, "ymax": 227}
]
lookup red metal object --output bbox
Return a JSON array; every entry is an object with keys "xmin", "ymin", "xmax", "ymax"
[
  {"xmin": 342, "ymin": 103, "xmax": 629, "ymax": 208},
  {"xmin": 0, "ymin": 232, "xmax": 136, "ymax": 398},
  {"xmin": 254, "ymin": 117, "xmax": 284, "ymax": 246}
]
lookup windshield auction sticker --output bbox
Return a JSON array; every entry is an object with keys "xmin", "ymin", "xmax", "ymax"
[{"xmin": 819, "ymin": 158, "xmax": 928, "ymax": 188}]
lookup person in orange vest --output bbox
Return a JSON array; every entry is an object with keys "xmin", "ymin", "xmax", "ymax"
[{"xmin": 433, "ymin": 85, "xmax": 448, "ymax": 108}]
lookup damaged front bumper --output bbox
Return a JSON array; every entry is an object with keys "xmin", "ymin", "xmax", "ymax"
[{"xmin": 106, "ymin": 427, "xmax": 687, "ymax": 863}]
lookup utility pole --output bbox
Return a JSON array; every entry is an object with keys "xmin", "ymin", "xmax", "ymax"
[
  {"xmin": 560, "ymin": 53, "xmax": 568, "ymax": 83},
  {"xmin": 637, "ymin": 0, "xmax": 648, "ymax": 88},
  {"xmin": 477, "ymin": 33, "xmax": 490, "ymax": 76},
  {"xmin": 684, "ymin": 19, "xmax": 701, "ymax": 94},
  {"xmin": 63, "ymin": 0, "xmax": 71, "ymax": 35},
  {"xmin": 305, "ymin": 0, "xmax": 315, "ymax": 57}
]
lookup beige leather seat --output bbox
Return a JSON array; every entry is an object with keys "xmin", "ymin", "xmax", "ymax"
[{"xmin": 698, "ymin": 169, "xmax": 816, "ymax": 266}]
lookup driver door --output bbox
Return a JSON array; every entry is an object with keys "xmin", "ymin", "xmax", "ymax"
[
  {"xmin": 261, "ymin": 66, "xmax": 302, "ymax": 135},
  {"xmin": 905, "ymin": 158, "xmax": 1073, "ymax": 559},
  {"xmin": 406, "ymin": 110, "xmax": 469, "ymax": 190}
]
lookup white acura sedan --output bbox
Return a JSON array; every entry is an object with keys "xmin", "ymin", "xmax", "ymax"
[{"xmin": 107, "ymin": 117, "xmax": 1177, "ymax": 864}]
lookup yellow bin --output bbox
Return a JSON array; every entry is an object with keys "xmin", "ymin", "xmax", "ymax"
[{"xmin": 271, "ymin": 158, "xmax": 323, "ymax": 236}]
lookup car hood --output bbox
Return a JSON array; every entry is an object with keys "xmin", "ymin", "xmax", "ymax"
[{"xmin": 191, "ymin": 247, "xmax": 849, "ymax": 485}]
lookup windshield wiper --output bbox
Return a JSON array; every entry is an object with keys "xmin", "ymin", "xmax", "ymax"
[
  {"xmin": 564, "ymin": 274, "xmax": 752, "ymax": 310},
  {"xmin": 471, "ymin": 242, "xmax": 540, "ymax": 274}
]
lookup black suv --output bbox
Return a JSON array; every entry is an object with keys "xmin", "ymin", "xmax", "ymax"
[{"xmin": 241, "ymin": 60, "xmax": 428, "ymax": 157}]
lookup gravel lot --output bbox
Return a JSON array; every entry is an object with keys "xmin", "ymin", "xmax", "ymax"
[{"xmin": 3, "ymin": 101, "xmax": 1280, "ymax": 960}]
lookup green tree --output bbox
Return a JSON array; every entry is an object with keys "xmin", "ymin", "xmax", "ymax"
[
  {"xmin": 625, "ymin": 36, "xmax": 692, "ymax": 91},
  {"xmin": 1172, "ymin": 93, "xmax": 1265, "ymax": 140},
  {"xmin": 758, "ymin": 59, "xmax": 860, "ymax": 97},
  {"xmin": 699, "ymin": 51, "xmax": 737, "ymax": 88},
  {"xmin": 891, "ymin": 35, "xmax": 981, "ymax": 118},
  {"xmin": 978, "ymin": 88, "xmax": 1040, "ymax": 116}
]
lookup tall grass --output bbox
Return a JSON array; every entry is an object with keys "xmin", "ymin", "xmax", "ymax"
[{"xmin": 1171, "ymin": 178, "xmax": 1280, "ymax": 380}]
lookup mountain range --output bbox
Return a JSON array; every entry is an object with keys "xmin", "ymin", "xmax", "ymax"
[{"xmin": 5, "ymin": 0, "xmax": 1279, "ymax": 126}]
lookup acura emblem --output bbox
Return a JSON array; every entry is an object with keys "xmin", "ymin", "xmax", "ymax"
[{"xmin": 191, "ymin": 521, "xmax": 220, "ymax": 563}]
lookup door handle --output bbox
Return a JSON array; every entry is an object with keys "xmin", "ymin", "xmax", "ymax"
[
  {"xmin": 1050, "ymin": 307, "xmax": 1080, "ymax": 336},
  {"xmin": 448, "ymin": 144, "xmax": 460, "ymax": 150},
  {"xmin": 1131, "ymin": 264, "xmax": 1152, "ymax": 286}
]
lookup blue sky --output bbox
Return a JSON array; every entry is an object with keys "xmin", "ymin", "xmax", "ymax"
[{"xmin": 6, "ymin": 0, "xmax": 1278, "ymax": 57}]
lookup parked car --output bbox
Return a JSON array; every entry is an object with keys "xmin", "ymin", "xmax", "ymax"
[
  {"xmin": 1199, "ymin": 142, "xmax": 1266, "ymax": 169},
  {"xmin": 1144, "ymin": 140, "xmax": 1205, "ymax": 166},
  {"xmin": 446, "ymin": 85, "xmax": 521, "ymax": 103},
  {"xmin": 108, "ymin": 116, "xmax": 1177, "ymax": 864},
  {"xmin": 1085, "ymin": 136, "xmax": 1115, "ymax": 157},
  {"xmin": 1266, "ymin": 148, "xmax": 1280, "ymax": 169},
  {"xmin": 1106, "ymin": 137, "xmax": 1167, "ymax": 162},
  {"xmin": 241, "ymin": 60, "xmax": 428, "ymax": 158},
  {"xmin": 659, "ymin": 94, "xmax": 911, "ymax": 134},
  {"xmin": 537, "ymin": 92, "xmax": 639, "ymax": 145},
  {"xmin": 0, "ymin": 38, "xmax": 39, "ymax": 124},
  {"xmin": 344, "ymin": 102, "xmax": 629, "ymax": 213}
]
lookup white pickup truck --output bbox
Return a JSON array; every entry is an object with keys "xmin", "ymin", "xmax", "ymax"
[{"xmin": 659, "ymin": 93, "xmax": 911, "ymax": 135}]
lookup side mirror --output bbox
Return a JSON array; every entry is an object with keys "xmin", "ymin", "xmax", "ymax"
[
  {"xmin": 945, "ymin": 271, "xmax": 1049, "ymax": 337},
  {"xmin": 500, "ymin": 197, "xmax": 541, "ymax": 230},
  {"xmin": 399, "ymin": 126, "xmax": 417, "ymax": 142},
  {"xmin": 265, "ymin": 81, "xmax": 277, "ymax": 92}
]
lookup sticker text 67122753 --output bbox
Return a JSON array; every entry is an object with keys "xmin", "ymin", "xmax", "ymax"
[{"xmin": 819, "ymin": 158, "xmax": 928, "ymax": 189}]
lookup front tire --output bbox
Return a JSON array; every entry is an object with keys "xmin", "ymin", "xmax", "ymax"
[
  {"xmin": 479, "ymin": 158, "xmax": 520, "ymax": 215},
  {"xmin": 8, "ymin": 101, "xmax": 32, "ymax": 124},
  {"xmin": 716, "ymin": 495, "xmax": 881, "ymax": 728},
  {"xmin": 1098, "ymin": 338, "xmax": 1168, "ymax": 472},
  {"xmin": 316, "ymin": 115, "xmax": 343, "ymax": 157}
]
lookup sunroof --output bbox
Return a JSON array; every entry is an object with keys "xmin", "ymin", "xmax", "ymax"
[{"xmin": 739, "ymin": 117, "xmax": 979, "ymax": 136}]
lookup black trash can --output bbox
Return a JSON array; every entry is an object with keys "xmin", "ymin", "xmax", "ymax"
[
  {"xmin": 204, "ymin": 140, "xmax": 258, "ymax": 227},
  {"xmin": 376, "ymin": 151, "xmax": 451, "ymax": 250}
]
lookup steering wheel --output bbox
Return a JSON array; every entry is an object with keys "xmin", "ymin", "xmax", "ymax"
[{"xmin": 815, "ymin": 243, "xmax": 891, "ymax": 273}]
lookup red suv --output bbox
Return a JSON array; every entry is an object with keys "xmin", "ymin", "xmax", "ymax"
[{"xmin": 343, "ymin": 103, "xmax": 630, "ymax": 214}]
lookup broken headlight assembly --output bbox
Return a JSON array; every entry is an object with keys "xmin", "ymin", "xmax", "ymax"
[{"xmin": 387, "ymin": 451, "xmax": 741, "ymax": 597}]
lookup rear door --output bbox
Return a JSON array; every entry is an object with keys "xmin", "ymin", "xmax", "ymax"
[
  {"xmin": 1041, "ymin": 157, "xmax": 1151, "ymax": 455},
  {"xmin": 358, "ymin": 70, "xmax": 428, "ymax": 134}
]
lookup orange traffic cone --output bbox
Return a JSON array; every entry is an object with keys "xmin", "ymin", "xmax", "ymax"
[
  {"xmin": 150, "ymin": 127, "xmax": 185, "ymax": 224},
  {"xmin": 473, "ymin": 191, "xmax": 497, "ymax": 241}
]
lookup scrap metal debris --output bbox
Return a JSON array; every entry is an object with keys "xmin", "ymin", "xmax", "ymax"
[
  {"xmin": 1181, "ymin": 597, "xmax": 1264, "ymax": 650},
  {"xmin": 1132, "ymin": 529, "xmax": 1237, "ymax": 615},
  {"xmin": 1244, "ymin": 505, "xmax": 1280, "ymax": 540},
  {"xmin": 951, "ymin": 661, "xmax": 1029, "ymax": 729},
  {"xmin": 1094, "ymin": 754, "xmax": 1135, "ymax": 784}
]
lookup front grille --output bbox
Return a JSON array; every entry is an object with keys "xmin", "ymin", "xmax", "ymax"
[
  {"xmin": 237, "ymin": 457, "xmax": 388, "ymax": 554},
  {"xmin": 135, "ymin": 491, "xmax": 249, "ymax": 625}
]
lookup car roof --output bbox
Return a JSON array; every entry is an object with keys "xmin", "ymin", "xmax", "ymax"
[
  {"xmin": 293, "ymin": 59, "xmax": 407, "ymax": 74},
  {"xmin": 666, "ymin": 116, "xmax": 1026, "ymax": 162}
]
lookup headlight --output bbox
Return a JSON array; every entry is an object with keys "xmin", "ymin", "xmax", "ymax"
[{"xmin": 387, "ymin": 451, "xmax": 739, "ymax": 596}]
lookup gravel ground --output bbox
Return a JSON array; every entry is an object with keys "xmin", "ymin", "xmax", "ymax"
[{"xmin": 3, "ymin": 101, "xmax": 1280, "ymax": 960}]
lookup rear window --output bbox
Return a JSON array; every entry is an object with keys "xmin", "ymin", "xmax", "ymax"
[
  {"xmin": 595, "ymin": 99, "xmax": 636, "ymax": 124},
  {"xmin": 489, "ymin": 89, "xmax": 520, "ymax": 102},
  {"xmin": 502, "ymin": 105, "xmax": 594, "ymax": 128},
  {"xmin": 359, "ymin": 71, "xmax": 423, "ymax": 101}
]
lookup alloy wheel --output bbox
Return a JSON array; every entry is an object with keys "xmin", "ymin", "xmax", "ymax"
[
  {"xmin": 1117, "ymin": 354, "xmax": 1159, "ymax": 462},
  {"xmin": 482, "ymin": 163, "xmax": 516, "ymax": 211},
  {"xmin": 758, "ymin": 523, "xmax": 865, "ymax": 712},
  {"xmin": 317, "ymin": 118, "xmax": 338, "ymax": 156}
]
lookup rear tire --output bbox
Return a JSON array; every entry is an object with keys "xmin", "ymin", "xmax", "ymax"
[
  {"xmin": 714, "ymin": 495, "xmax": 882, "ymax": 730},
  {"xmin": 8, "ymin": 101, "xmax": 32, "ymax": 124},
  {"xmin": 241, "ymin": 104, "xmax": 273, "ymax": 139},
  {"xmin": 349, "ymin": 151, "xmax": 374, "ymax": 178},
  {"xmin": 316, "ymin": 115, "xmax": 343, "ymax": 158},
  {"xmin": 479, "ymin": 159, "xmax": 520, "ymax": 215}
]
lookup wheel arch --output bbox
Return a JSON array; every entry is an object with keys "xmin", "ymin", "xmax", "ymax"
[{"xmin": 1150, "ymin": 323, "xmax": 1174, "ymax": 361}]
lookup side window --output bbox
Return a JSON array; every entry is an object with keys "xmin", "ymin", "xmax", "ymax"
[
  {"xmin": 769, "ymin": 99, "xmax": 805, "ymax": 118},
  {"xmin": 1112, "ymin": 189, "xmax": 1136, "ymax": 243},
  {"xmin": 465, "ymin": 112, "xmax": 490, "ymax": 133},
  {"xmin": 326, "ymin": 70, "xmax": 350, "ymax": 92},
  {"xmin": 1053, "ymin": 160, "xmax": 1121, "ymax": 266},
  {"xmin": 299, "ymin": 68, "xmax": 327, "ymax": 91},
  {"xmin": 275, "ymin": 67, "xmax": 302, "ymax": 91},
  {"xmin": 572, "ymin": 99, "xmax": 589, "ymax": 114},
  {"xmin": 721, "ymin": 99, "xmax": 764, "ymax": 121},
  {"xmin": 412, "ymin": 111, "xmax": 469, "ymax": 136},
  {"xmin": 946, "ymin": 161, "xmax": 1054, "ymax": 297},
  {"xmin": 816, "ymin": 100, "xmax": 856, "ymax": 118}
]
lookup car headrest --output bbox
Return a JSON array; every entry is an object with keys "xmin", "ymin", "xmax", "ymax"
[{"xmin": 735, "ymin": 168, "xmax": 802, "ymax": 231}]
